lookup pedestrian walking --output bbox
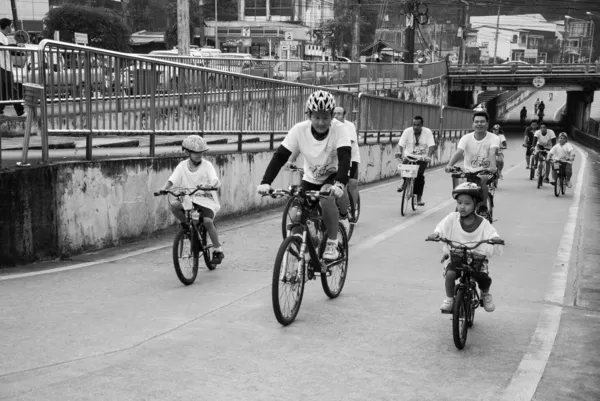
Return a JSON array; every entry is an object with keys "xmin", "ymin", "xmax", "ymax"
[
  {"xmin": 0, "ymin": 18, "xmax": 25, "ymax": 117},
  {"xmin": 534, "ymin": 98, "xmax": 540, "ymax": 115}
]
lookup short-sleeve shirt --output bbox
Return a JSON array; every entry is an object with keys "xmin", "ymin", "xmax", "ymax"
[
  {"xmin": 342, "ymin": 119, "xmax": 361, "ymax": 163},
  {"xmin": 549, "ymin": 143, "xmax": 575, "ymax": 163},
  {"xmin": 434, "ymin": 212, "xmax": 502, "ymax": 259},
  {"xmin": 282, "ymin": 120, "xmax": 351, "ymax": 185},
  {"xmin": 497, "ymin": 134, "xmax": 507, "ymax": 154},
  {"xmin": 168, "ymin": 159, "xmax": 221, "ymax": 214},
  {"xmin": 534, "ymin": 129, "xmax": 556, "ymax": 150},
  {"xmin": 398, "ymin": 127, "xmax": 435, "ymax": 156},
  {"xmin": 457, "ymin": 132, "xmax": 500, "ymax": 172},
  {"xmin": 0, "ymin": 32, "xmax": 11, "ymax": 71}
]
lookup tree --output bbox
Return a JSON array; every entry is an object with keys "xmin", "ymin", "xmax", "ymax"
[
  {"xmin": 126, "ymin": 0, "xmax": 154, "ymax": 33},
  {"xmin": 43, "ymin": 4, "xmax": 132, "ymax": 52}
]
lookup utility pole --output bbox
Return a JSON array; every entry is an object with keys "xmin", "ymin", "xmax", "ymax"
[
  {"xmin": 10, "ymin": 0, "xmax": 22, "ymax": 31},
  {"xmin": 459, "ymin": 0, "xmax": 469, "ymax": 64},
  {"xmin": 198, "ymin": 0, "xmax": 205, "ymax": 47},
  {"xmin": 492, "ymin": 4, "xmax": 500, "ymax": 63},
  {"xmin": 215, "ymin": 0, "xmax": 219, "ymax": 50},
  {"xmin": 405, "ymin": 10, "xmax": 415, "ymax": 63},
  {"xmin": 352, "ymin": 0, "xmax": 361, "ymax": 61},
  {"xmin": 177, "ymin": 0, "xmax": 191, "ymax": 55}
]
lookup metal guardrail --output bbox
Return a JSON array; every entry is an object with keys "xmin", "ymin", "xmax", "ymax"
[
  {"xmin": 2, "ymin": 40, "xmax": 471, "ymax": 165},
  {"xmin": 449, "ymin": 63, "xmax": 599, "ymax": 76}
]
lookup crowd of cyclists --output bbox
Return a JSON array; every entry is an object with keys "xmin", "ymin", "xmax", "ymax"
[{"xmin": 158, "ymin": 89, "xmax": 576, "ymax": 316}]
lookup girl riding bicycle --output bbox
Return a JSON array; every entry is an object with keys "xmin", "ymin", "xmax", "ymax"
[
  {"xmin": 548, "ymin": 132, "xmax": 576, "ymax": 188},
  {"xmin": 427, "ymin": 183, "xmax": 504, "ymax": 313},
  {"xmin": 158, "ymin": 135, "xmax": 224, "ymax": 265}
]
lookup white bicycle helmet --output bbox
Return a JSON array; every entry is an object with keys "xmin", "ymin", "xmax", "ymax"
[
  {"xmin": 452, "ymin": 182, "xmax": 483, "ymax": 203},
  {"xmin": 182, "ymin": 135, "xmax": 209, "ymax": 153},
  {"xmin": 558, "ymin": 132, "xmax": 568, "ymax": 139},
  {"xmin": 306, "ymin": 90, "xmax": 336, "ymax": 113}
]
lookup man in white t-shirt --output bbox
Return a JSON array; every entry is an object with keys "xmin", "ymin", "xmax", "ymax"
[
  {"xmin": 257, "ymin": 90, "xmax": 352, "ymax": 261},
  {"xmin": 445, "ymin": 110, "xmax": 499, "ymax": 217},
  {"xmin": 0, "ymin": 18, "xmax": 25, "ymax": 117},
  {"xmin": 394, "ymin": 115, "xmax": 436, "ymax": 205},
  {"xmin": 333, "ymin": 106, "xmax": 360, "ymax": 218},
  {"xmin": 531, "ymin": 122, "xmax": 556, "ymax": 183}
]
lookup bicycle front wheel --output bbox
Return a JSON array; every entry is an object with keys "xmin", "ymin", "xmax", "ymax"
[
  {"xmin": 401, "ymin": 179, "xmax": 412, "ymax": 216},
  {"xmin": 554, "ymin": 172, "xmax": 560, "ymax": 197},
  {"xmin": 172, "ymin": 229, "xmax": 199, "ymax": 285},
  {"xmin": 272, "ymin": 235, "xmax": 306, "ymax": 326},
  {"xmin": 561, "ymin": 169, "xmax": 566, "ymax": 195},
  {"xmin": 321, "ymin": 222, "xmax": 349, "ymax": 298},
  {"xmin": 537, "ymin": 163, "xmax": 544, "ymax": 189},
  {"xmin": 529, "ymin": 163, "xmax": 535, "ymax": 180},
  {"xmin": 452, "ymin": 289, "xmax": 468, "ymax": 350},
  {"xmin": 281, "ymin": 196, "xmax": 302, "ymax": 239}
]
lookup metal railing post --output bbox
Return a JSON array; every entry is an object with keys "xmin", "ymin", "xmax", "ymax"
[
  {"xmin": 85, "ymin": 50, "xmax": 93, "ymax": 160},
  {"xmin": 149, "ymin": 62, "xmax": 156, "ymax": 157}
]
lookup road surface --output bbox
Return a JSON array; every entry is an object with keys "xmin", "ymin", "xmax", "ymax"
[{"xmin": 1, "ymin": 131, "xmax": 599, "ymax": 401}]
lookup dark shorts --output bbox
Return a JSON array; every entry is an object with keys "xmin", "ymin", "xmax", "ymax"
[
  {"xmin": 301, "ymin": 173, "xmax": 337, "ymax": 191},
  {"xmin": 191, "ymin": 203, "xmax": 215, "ymax": 220}
]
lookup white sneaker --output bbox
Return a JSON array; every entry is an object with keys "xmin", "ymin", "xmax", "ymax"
[
  {"xmin": 339, "ymin": 217, "xmax": 350, "ymax": 235},
  {"xmin": 323, "ymin": 240, "xmax": 340, "ymax": 260},
  {"xmin": 482, "ymin": 292, "xmax": 495, "ymax": 312},
  {"xmin": 566, "ymin": 180, "xmax": 572, "ymax": 188},
  {"xmin": 440, "ymin": 297, "xmax": 454, "ymax": 313}
]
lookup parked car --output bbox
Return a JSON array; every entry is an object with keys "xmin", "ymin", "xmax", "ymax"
[
  {"xmin": 315, "ymin": 63, "xmax": 347, "ymax": 84},
  {"xmin": 241, "ymin": 59, "xmax": 275, "ymax": 78},
  {"xmin": 12, "ymin": 44, "xmax": 106, "ymax": 98},
  {"xmin": 273, "ymin": 62, "xmax": 317, "ymax": 84}
]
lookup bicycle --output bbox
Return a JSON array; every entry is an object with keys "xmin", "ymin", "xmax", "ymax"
[
  {"xmin": 154, "ymin": 186, "xmax": 219, "ymax": 285},
  {"xmin": 551, "ymin": 159, "xmax": 569, "ymax": 197},
  {"xmin": 532, "ymin": 149, "xmax": 550, "ymax": 189},
  {"xmin": 281, "ymin": 165, "xmax": 359, "ymax": 241},
  {"xmin": 266, "ymin": 186, "xmax": 349, "ymax": 326},
  {"xmin": 425, "ymin": 237, "xmax": 505, "ymax": 350},
  {"xmin": 448, "ymin": 167, "xmax": 497, "ymax": 224},
  {"xmin": 397, "ymin": 154, "xmax": 430, "ymax": 217}
]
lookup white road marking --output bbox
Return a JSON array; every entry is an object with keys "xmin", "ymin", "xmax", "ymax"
[{"xmin": 499, "ymin": 145, "xmax": 587, "ymax": 401}]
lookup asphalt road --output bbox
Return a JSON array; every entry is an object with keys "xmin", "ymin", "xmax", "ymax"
[{"xmin": 1, "ymin": 132, "xmax": 599, "ymax": 401}]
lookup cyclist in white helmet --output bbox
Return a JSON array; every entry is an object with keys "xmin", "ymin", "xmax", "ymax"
[
  {"xmin": 257, "ymin": 89, "xmax": 352, "ymax": 260},
  {"xmin": 158, "ymin": 135, "xmax": 225, "ymax": 265},
  {"xmin": 427, "ymin": 182, "xmax": 504, "ymax": 313}
]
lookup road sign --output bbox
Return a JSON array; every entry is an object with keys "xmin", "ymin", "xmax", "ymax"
[
  {"xmin": 533, "ymin": 76, "xmax": 546, "ymax": 88},
  {"xmin": 242, "ymin": 27, "xmax": 251, "ymax": 37},
  {"xmin": 284, "ymin": 31, "xmax": 293, "ymax": 41},
  {"xmin": 74, "ymin": 32, "xmax": 88, "ymax": 45},
  {"xmin": 281, "ymin": 45, "xmax": 289, "ymax": 51}
]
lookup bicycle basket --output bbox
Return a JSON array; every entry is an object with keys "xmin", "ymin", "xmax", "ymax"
[
  {"xmin": 399, "ymin": 164, "xmax": 419, "ymax": 178},
  {"xmin": 450, "ymin": 250, "xmax": 488, "ymax": 273}
]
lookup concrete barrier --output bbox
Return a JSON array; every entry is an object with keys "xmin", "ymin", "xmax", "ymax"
[{"xmin": 0, "ymin": 135, "xmax": 462, "ymax": 268}]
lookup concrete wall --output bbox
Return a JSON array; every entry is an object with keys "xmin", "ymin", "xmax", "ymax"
[{"xmin": 0, "ymin": 133, "xmax": 463, "ymax": 267}]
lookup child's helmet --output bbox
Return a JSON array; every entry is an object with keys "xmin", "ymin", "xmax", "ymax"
[
  {"xmin": 182, "ymin": 135, "xmax": 209, "ymax": 153},
  {"xmin": 452, "ymin": 182, "xmax": 483, "ymax": 203},
  {"xmin": 559, "ymin": 132, "xmax": 568, "ymax": 140},
  {"xmin": 306, "ymin": 90, "xmax": 336, "ymax": 113}
]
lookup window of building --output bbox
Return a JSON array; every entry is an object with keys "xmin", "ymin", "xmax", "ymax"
[
  {"xmin": 270, "ymin": 0, "xmax": 293, "ymax": 16},
  {"xmin": 245, "ymin": 0, "xmax": 267, "ymax": 18}
]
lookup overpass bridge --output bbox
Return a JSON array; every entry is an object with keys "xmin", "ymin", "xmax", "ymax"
[{"xmin": 447, "ymin": 63, "xmax": 600, "ymax": 134}]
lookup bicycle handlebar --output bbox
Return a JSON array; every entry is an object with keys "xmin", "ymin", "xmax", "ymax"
[
  {"xmin": 154, "ymin": 186, "xmax": 218, "ymax": 197},
  {"xmin": 447, "ymin": 167, "xmax": 496, "ymax": 178},
  {"xmin": 426, "ymin": 237, "xmax": 505, "ymax": 248},
  {"xmin": 263, "ymin": 187, "xmax": 331, "ymax": 199}
]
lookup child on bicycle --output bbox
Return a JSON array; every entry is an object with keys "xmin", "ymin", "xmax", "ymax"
[
  {"xmin": 158, "ymin": 135, "xmax": 224, "ymax": 265},
  {"xmin": 548, "ymin": 132, "xmax": 576, "ymax": 188},
  {"xmin": 491, "ymin": 124, "xmax": 507, "ymax": 180},
  {"xmin": 426, "ymin": 183, "xmax": 504, "ymax": 313}
]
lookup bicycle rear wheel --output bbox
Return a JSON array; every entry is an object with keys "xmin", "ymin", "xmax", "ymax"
[
  {"xmin": 321, "ymin": 222, "xmax": 349, "ymax": 299},
  {"xmin": 452, "ymin": 289, "xmax": 468, "ymax": 350},
  {"xmin": 172, "ymin": 229, "xmax": 199, "ymax": 285},
  {"xmin": 272, "ymin": 235, "xmax": 306, "ymax": 326},
  {"xmin": 281, "ymin": 196, "xmax": 302, "ymax": 239},
  {"xmin": 401, "ymin": 179, "xmax": 412, "ymax": 216},
  {"xmin": 200, "ymin": 226, "xmax": 216, "ymax": 270}
]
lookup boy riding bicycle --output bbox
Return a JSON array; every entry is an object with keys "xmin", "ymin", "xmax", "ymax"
[
  {"xmin": 158, "ymin": 135, "xmax": 224, "ymax": 265},
  {"xmin": 531, "ymin": 122, "xmax": 557, "ymax": 183},
  {"xmin": 491, "ymin": 124, "xmax": 507, "ymax": 180},
  {"xmin": 257, "ymin": 90, "xmax": 352, "ymax": 261},
  {"xmin": 427, "ymin": 183, "xmax": 504, "ymax": 313},
  {"xmin": 549, "ymin": 132, "xmax": 576, "ymax": 188}
]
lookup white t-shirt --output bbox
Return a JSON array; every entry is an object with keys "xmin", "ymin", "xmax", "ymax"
[
  {"xmin": 434, "ymin": 212, "xmax": 502, "ymax": 258},
  {"xmin": 0, "ymin": 32, "xmax": 11, "ymax": 71},
  {"xmin": 168, "ymin": 159, "xmax": 221, "ymax": 215},
  {"xmin": 398, "ymin": 127, "xmax": 436, "ymax": 156},
  {"xmin": 457, "ymin": 132, "xmax": 500, "ymax": 172},
  {"xmin": 281, "ymin": 120, "xmax": 352, "ymax": 185},
  {"xmin": 342, "ymin": 119, "xmax": 361, "ymax": 163},
  {"xmin": 497, "ymin": 134, "xmax": 507, "ymax": 155},
  {"xmin": 534, "ymin": 129, "xmax": 556, "ymax": 150},
  {"xmin": 549, "ymin": 142, "xmax": 576, "ymax": 164}
]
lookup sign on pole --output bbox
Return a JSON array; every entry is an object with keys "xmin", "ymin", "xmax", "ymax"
[
  {"xmin": 532, "ymin": 76, "xmax": 546, "ymax": 88},
  {"xmin": 284, "ymin": 31, "xmax": 293, "ymax": 41},
  {"xmin": 74, "ymin": 32, "xmax": 88, "ymax": 45},
  {"xmin": 53, "ymin": 31, "xmax": 60, "ymax": 41},
  {"xmin": 242, "ymin": 27, "xmax": 251, "ymax": 37}
]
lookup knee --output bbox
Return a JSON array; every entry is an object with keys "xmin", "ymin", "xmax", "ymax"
[
  {"xmin": 445, "ymin": 270, "xmax": 457, "ymax": 281},
  {"xmin": 203, "ymin": 217, "xmax": 215, "ymax": 227},
  {"xmin": 170, "ymin": 201, "xmax": 183, "ymax": 212}
]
